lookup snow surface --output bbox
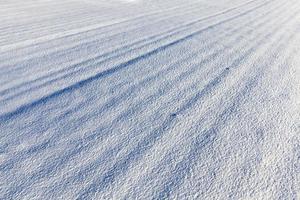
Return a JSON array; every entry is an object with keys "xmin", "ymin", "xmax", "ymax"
[{"xmin": 0, "ymin": 0, "xmax": 300, "ymax": 199}]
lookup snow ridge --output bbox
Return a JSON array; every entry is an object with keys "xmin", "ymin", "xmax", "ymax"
[{"xmin": 0, "ymin": 0, "xmax": 299, "ymax": 199}]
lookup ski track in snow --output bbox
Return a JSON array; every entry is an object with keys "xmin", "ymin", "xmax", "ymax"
[{"xmin": 0, "ymin": 0, "xmax": 299, "ymax": 199}]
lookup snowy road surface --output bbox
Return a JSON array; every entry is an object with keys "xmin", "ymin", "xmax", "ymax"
[{"xmin": 0, "ymin": 0, "xmax": 300, "ymax": 199}]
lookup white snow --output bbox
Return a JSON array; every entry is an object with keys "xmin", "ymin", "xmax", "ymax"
[{"xmin": 0, "ymin": 0, "xmax": 299, "ymax": 199}]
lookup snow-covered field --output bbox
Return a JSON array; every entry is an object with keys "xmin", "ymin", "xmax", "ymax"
[{"xmin": 0, "ymin": 0, "xmax": 299, "ymax": 199}]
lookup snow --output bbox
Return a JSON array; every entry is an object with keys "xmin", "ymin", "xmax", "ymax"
[{"xmin": 0, "ymin": 0, "xmax": 299, "ymax": 199}]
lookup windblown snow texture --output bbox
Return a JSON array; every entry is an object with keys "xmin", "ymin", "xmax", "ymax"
[{"xmin": 0, "ymin": 0, "xmax": 299, "ymax": 199}]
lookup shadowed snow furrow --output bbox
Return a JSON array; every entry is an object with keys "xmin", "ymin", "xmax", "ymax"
[
  {"xmin": 121, "ymin": 26, "xmax": 300, "ymax": 200},
  {"xmin": 0, "ymin": 0, "xmax": 259, "ymax": 72},
  {"xmin": 74, "ymin": 2, "xmax": 298, "ymax": 199},
  {"xmin": 0, "ymin": 0, "xmax": 287, "ymax": 179},
  {"xmin": 75, "ymin": 7, "xmax": 299, "ymax": 199},
  {"xmin": 155, "ymin": 24, "xmax": 300, "ymax": 200},
  {"xmin": 0, "ymin": 1, "xmax": 271, "ymax": 106},
  {"xmin": 0, "ymin": 0, "xmax": 275, "ymax": 118},
  {"xmin": 0, "ymin": 0, "xmax": 299, "ymax": 199},
  {"xmin": 0, "ymin": 0, "xmax": 259, "ymax": 54},
  {"xmin": 0, "ymin": 2, "xmax": 206, "ymax": 69},
  {"xmin": 0, "ymin": 0, "xmax": 285, "ymax": 147}
]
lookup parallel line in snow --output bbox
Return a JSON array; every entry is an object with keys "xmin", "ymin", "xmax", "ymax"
[
  {"xmin": 0, "ymin": 1, "xmax": 204, "ymax": 63},
  {"xmin": 0, "ymin": 0, "xmax": 275, "ymax": 120},
  {"xmin": 75, "ymin": 5, "xmax": 299, "ymax": 199},
  {"xmin": 0, "ymin": 0, "xmax": 268, "ymax": 91},
  {"xmin": 0, "ymin": 0, "xmax": 260, "ymax": 52},
  {"xmin": 0, "ymin": 0, "xmax": 288, "ymax": 180},
  {"xmin": 0, "ymin": 1, "xmax": 288, "ymax": 198},
  {"xmin": 156, "ymin": 22, "xmax": 300, "ymax": 200},
  {"xmin": 0, "ymin": 0, "xmax": 284, "ymax": 151}
]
